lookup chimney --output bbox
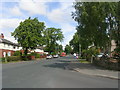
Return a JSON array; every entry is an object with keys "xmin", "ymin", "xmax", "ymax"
[{"xmin": 0, "ymin": 33, "xmax": 4, "ymax": 39}]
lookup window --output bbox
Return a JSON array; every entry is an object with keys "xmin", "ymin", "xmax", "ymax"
[
  {"xmin": 8, "ymin": 52, "xmax": 11, "ymax": 56},
  {"xmin": 3, "ymin": 52, "xmax": 6, "ymax": 57},
  {"xmin": 13, "ymin": 46, "xmax": 16, "ymax": 49}
]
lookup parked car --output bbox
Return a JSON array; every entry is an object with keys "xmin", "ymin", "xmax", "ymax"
[
  {"xmin": 46, "ymin": 54, "xmax": 52, "ymax": 59},
  {"xmin": 76, "ymin": 54, "xmax": 79, "ymax": 59},
  {"xmin": 97, "ymin": 53, "xmax": 104, "ymax": 58},
  {"xmin": 53, "ymin": 54, "xmax": 59, "ymax": 58},
  {"xmin": 60, "ymin": 52, "xmax": 66, "ymax": 57}
]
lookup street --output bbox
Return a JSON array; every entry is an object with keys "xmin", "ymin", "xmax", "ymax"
[{"xmin": 2, "ymin": 56, "xmax": 118, "ymax": 88}]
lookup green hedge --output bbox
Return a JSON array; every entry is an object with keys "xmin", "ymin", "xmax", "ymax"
[
  {"xmin": 6, "ymin": 56, "xmax": 21, "ymax": 62},
  {"xmin": 29, "ymin": 52, "xmax": 40, "ymax": 58},
  {"xmin": 35, "ymin": 54, "xmax": 40, "ymax": 58},
  {"xmin": 0, "ymin": 57, "xmax": 5, "ymax": 62},
  {"xmin": 13, "ymin": 51, "xmax": 22, "ymax": 56}
]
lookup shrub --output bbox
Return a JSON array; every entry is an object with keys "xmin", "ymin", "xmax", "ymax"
[
  {"xmin": 35, "ymin": 53, "xmax": 40, "ymax": 58},
  {"xmin": 30, "ymin": 52, "xmax": 40, "ymax": 58},
  {"xmin": 13, "ymin": 51, "xmax": 22, "ymax": 56},
  {"xmin": 0, "ymin": 57, "xmax": 5, "ymax": 62},
  {"xmin": 6, "ymin": 56, "xmax": 21, "ymax": 62},
  {"xmin": 82, "ymin": 47, "xmax": 99, "ymax": 60},
  {"xmin": 21, "ymin": 56, "xmax": 28, "ymax": 61},
  {"xmin": 30, "ymin": 52, "xmax": 36, "ymax": 56}
]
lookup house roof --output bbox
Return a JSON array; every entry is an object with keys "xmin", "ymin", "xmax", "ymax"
[
  {"xmin": 36, "ymin": 46, "xmax": 44, "ymax": 50},
  {"xmin": 0, "ymin": 38, "xmax": 19, "ymax": 46}
]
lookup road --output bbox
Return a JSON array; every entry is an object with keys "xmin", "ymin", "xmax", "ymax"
[{"xmin": 2, "ymin": 55, "xmax": 118, "ymax": 88}]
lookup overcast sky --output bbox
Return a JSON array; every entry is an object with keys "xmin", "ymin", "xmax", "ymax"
[{"xmin": 0, "ymin": 0, "xmax": 77, "ymax": 48}]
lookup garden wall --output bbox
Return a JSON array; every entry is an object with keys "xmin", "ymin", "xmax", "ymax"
[{"xmin": 93, "ymin": 57, "xmax": 120, "ymax": 71}]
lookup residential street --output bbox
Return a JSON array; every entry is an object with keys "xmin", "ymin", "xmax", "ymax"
[{"xmin": 2, "ymin": 55, "xmax": 118, "ymax": 88}]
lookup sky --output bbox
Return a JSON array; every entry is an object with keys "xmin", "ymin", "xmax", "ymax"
[{"xmin": 0, "ymin": 0, "xmax": 77, "ymax": 48}]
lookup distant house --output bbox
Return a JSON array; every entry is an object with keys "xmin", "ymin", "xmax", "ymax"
[
  {"xmin": 0, "ymin": 33, "xmax": 22, "ymax": 58},
  {"xmin": 110, "ymin": 40, "xmax": 117, "ymax": 57},
  {"xmin": 111, "ymin": 40, "xmax": 116, "ymax": 52}
]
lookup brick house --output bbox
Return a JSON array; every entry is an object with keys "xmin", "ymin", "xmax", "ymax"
[{"xmin": 0, "ymin": 33, "xmax": 22, "ymax": 58}]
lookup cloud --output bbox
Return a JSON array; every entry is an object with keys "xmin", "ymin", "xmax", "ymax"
[
  {"xmin": 62, "ymin": 32, "xmax": 75, "ymax": 48},
  {"xmin": 61, "ymin": 23, "xmax": 76, "ymax": 34},
  {"xmin": 10, "ymin": 6, "xmax": 23, "ymax": 16},
  {"xmin": 0, "ymin": 18, "xmax": 23, "ymax": 43},
  {"xmin": 0, "ymin": 18, "xmax": 23, "ymax": 30},
  {"xmin": 19, "ymin": 0, "xmax": 48, "ymax": 16},
  {"xmin": 47, "ymin": 2, "xmax": 74, "ymax": 24},
  {"xmin": 61, "ymin": 24, "xmax": 76, "ymax": 47}
]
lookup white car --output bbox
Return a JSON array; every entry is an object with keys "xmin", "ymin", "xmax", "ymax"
[
  {"xmin": 46, "ymin": 55, "xmax": 52, "ymax": 59},
  {"xmin": 97, "ymin": 53, "xmax": 104, "ymax": 58},
  {"xmin": 53, "ymin": 55, "xmax": 59, "ymax": 58}
]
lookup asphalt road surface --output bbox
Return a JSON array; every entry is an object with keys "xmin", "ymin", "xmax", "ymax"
[{"xmin": 2, "ymin": 55, "xmax": 118, "ymax": 88}]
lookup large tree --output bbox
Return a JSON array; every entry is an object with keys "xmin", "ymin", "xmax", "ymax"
[
  {"xmin": 64, "ymin": 44, "xmax": 72, "ymax": 54},
  {"xmin": 69, "ymin": 33, "xmax": 79, "ymax": 53},
  {"xmin": 43, "ymin": 27, "xmax": 64, "ymax": 53},
  {"xmin": 12, "ymin": 17, "xmax": 45, "ymax": 56}
]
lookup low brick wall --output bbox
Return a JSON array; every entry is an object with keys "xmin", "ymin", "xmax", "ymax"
[{"xmin": 93, "ymin": 58, "xmax": 120, "ymax": 71}]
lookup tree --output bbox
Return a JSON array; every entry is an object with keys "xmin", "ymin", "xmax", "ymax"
[
  {"xmin": 43, "ymin": 27, "xmax": 64, "ymax": 54},
  {"xmin": 112, "ymin": 2, "xmax": 120, "ymax": 54},
  {"xmin": 69, "ymin": 33, "xmax": 79, "ymax": 53},
  {"xmin": 64, "ymin": 44, "xmax": 72, "ymax": 54},
  {"xmin": 12, "ymin": 17, "xmax": 45, "ymax": 56}
]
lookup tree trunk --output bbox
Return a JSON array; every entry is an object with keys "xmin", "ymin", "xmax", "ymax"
[{"xmin": 24, "ymin": 47, "xmax": 28, "ymax": 60}]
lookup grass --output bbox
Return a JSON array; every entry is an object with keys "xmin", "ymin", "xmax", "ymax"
[{"xmin": 78, "ymin": 59, "xmax": 90, "ymax": 63}]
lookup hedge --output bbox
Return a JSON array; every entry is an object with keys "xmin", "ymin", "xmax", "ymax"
[
  {"xmin": 13, "ymin": 51, "xmax": 22, "ymax": 56},
  {"xmin": 30, "ymin": 52, "xmax": 40, "ymax": 58},
  {"xmin": 0, "ymin": 57, "xmax": 5, "ymax": 62},
  {"xmin": 6, "ymin": 56, "xmax": 21, "ymax": 62}
]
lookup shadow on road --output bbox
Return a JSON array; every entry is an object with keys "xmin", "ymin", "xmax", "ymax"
[
  {"xmin": 43, "ymin": 62, "xmax": 69, "ymax": 70},
  {"xmin": 43, "ymin": 55, "xmax": 108, "ymax": 71},
  {"xmin": 57, "ymin": 60, "xmax": 71, "ymax": 63}
]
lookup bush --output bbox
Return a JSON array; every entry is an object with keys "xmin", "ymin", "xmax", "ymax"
[
  {"xmin": 6, "ymin": 56, "xmax": 21, "ymax": 62},
  {"xmin": 30, "ymin": 52, "xmax": 40, "ymax": 58},
  {"xmin": 21, "ymin": 56, "xmax": 28, "ymax": 61},
  {"xmin": 0, "ymin": 57, "xmax": 5, "ymax": 62},
  {"xmin": 35, "ymin": 53, "xmax": 40, "ymax": 58},
  {"xmin": 82, "ymin": 47, "xmax": 99, "ymax": 60},
  {"xmin": 13, "ymin": 51, "xmax": 22, "ymax": 56}
]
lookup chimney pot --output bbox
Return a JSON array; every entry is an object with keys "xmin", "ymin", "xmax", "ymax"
[{"xmin": 0, "ymin": 33, "xmax": 4, "ymax": 39}]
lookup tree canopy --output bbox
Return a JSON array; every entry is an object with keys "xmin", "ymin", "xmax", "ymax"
[
  {"xmin": 64, "ymin": 44, "xmax": 72, "ymax": 54},
  {"xmin": 43, "ymin": 27, "xmax": 64, "ymax": 54},
  {"xmin": 12, "ymin": 17, "xmax": 45, "ymax": 55}
]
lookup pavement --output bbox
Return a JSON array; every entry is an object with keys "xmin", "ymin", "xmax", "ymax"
[
  {"xmin": 65, "ymin": 58, "xmax": 119, "ymax": 80},
  {"xmin": 2, "ymin": 55, "xmax": 119, "ymax": 88}
]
